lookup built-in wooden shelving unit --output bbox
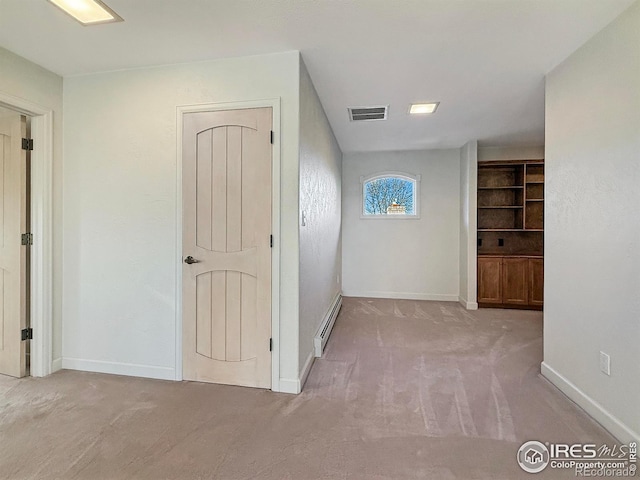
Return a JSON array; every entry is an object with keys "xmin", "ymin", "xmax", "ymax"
[{"xmin": 477, "ymin": 160, "xmax": 544, "ymax": 310}]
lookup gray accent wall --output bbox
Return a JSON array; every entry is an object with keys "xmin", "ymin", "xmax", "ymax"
[{"xmin": 298, "ymin": 57, "xmax": 343, "ymax": 378}]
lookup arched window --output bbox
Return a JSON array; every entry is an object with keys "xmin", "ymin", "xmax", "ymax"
[{"xmin": 361, "ymin": 172, "xmax": 421, "ymax": 218}]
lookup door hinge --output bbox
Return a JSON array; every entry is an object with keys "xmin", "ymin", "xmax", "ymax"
[
  {"xmin": 270, "ymin": 234, "xmax": 273, "ymax": 248},
  {"xmin": 270, "ymin": 130, "xmax": 274, "ymax": 144},
  {"xmin": 269, "ymin": 338, "xmax": 273, "ymax": 351},
  {"xmin": 21, "ymin": 233, "xmax": 33, "ymax": 245},
  {"xmin": 21, "ymin": 328, "xmax": 33, "ymax": 341},
  {"xmin": 21, "ymin": 138, "xmax": 33, "ymax": 151}
]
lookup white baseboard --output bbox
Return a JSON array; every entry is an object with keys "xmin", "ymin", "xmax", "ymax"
[
  {"xmin": 278, "ymin": 378, "xmax": 300, "ymax": 394},
  {"xmin": 342, "ymin": 290, "xmax": 459, "ymax": 302},
  {"xmin": 62, "ymin": 357, "xmax": 176, "ymax": 381},
  {"xmin": 459, "ymin": 297, "xmax": 478, "ymax": 310},
  {"xmin": 51, "ymin": 358, "xmax": 62, "ymax": 373},
  {"xmin": 541, "ymin": 362, "xmax": 640, "ymax": 444},
  {"xmin": 299, "ymin": 351, "xmax": 315, "ymax": 391},
  {"xmin": 277, "ymin": 352, "xmax": 316, "ymax": 395}
]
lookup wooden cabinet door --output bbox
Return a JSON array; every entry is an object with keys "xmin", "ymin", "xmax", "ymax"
[
  {"xmin": 502, "ymin": 258, "xmax": 528, "ymax": 305},
  {"xmin": 528, "ymin": 258, "xmax": 544, "ymax": 306},
  {"xmin": 478, "ymin": 257, "xmax": 502, "ymax": 304}
]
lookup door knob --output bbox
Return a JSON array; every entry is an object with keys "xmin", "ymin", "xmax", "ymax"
[{"xmin": 184, "ymin": 256, "xmax": 199, "ymax": 264}]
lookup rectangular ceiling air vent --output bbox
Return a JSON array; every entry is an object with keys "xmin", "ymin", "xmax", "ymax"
[{"xmin": 348, "ymin": 106, "xmax": 388, "ymax": 122}]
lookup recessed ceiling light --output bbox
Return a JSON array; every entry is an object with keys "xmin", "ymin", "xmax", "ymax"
[
  {"xmin": 409, "ymin": 102, "xmax": 440, "ymax": 114},
  {"xmin": 47, "ymin": 0, "xmax": 123, "ymax": 25}
]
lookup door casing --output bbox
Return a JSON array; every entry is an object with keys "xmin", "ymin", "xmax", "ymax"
[
  {"xmin": 175, "ymin": 99, "xmax": 281, "ymax": 391},
  {"xmin": 0, "ymin": 93, "xmax": 54, "ymax": 378}
]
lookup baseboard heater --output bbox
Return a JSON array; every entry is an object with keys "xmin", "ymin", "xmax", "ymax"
[{"xmin": 314, "ymin": 294, "xmax": 342, "ymax": 357}]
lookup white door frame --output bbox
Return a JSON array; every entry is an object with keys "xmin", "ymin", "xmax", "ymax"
[
  {"xmin": 0, "ymin": 92, "xmax": 54, "ymax": 378},
  {"xmin": 175, "ymin": 99, "xmax": 281, "ymax": 392}
]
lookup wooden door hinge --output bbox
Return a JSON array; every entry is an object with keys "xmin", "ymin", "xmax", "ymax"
[
  {"xmin": 270, "ymin": 130, "xmax": 274, "ymax": 144},
  {"xmin": 21, "ymin": 233, "xmax": 33, "ymax": 245},
  {"xmin": 269, "ymin": 338, "xmax": 273, "ymax": 351},
  {"xmin": 21, "ymin": 138, "xmax": 33, "ymax": 151},
  {"xmin": 270, "ymin": 235, "xmax": 273, "ymax": 248},
  {"xmin": 21, "ymin": 328, "xmax": 33, "ymax": 341}
]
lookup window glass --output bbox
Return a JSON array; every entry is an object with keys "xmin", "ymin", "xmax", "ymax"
[{"xmin": 363, "ymin": 175, "xmax": 417, "ymax": 216}]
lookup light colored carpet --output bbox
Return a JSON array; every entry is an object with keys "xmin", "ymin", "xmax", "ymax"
[{"xmin": 0, "ymin": 298, "xmax": 615, "ymax": 479}]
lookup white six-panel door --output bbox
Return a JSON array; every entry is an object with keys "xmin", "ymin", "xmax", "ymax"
[
  {"xmin": 182, "ymin": 108, "xmax": 272, "ymax": 388},
  {"xmin": 0, "ymin": 114, "xmax": 27, "ymax": 378}
]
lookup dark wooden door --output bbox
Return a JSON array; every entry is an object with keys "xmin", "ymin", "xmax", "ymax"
[
  {"xmin": 502, "ymin": 258, "xmax": 528, "ymax": 305},
  {"xmin": 478, "ymin": 257, "xmax": 502, "ymax": 304},
  {"xmin": 528, "ymin": 258, "xmax": 544, "ymax": 307}
]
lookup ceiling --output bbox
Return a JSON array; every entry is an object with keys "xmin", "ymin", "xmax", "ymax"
[{"xmin": 0, "ymin": 0, "xmax": 634, "ymax": 152}]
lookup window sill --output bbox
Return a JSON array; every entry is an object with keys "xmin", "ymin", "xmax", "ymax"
[{"xmin": 360, "ymin": 214, "xmax": 421, "ymax": 220}]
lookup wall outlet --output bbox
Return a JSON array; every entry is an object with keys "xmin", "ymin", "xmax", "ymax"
[{"xmin": 599, "ymin": 351, "xmax": 611, "ymax": 376}]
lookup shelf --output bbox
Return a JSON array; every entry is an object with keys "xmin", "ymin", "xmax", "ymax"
[
  {"xmin": 478, "ymin": 160, "xmax": 544, "ymax": 266},
  {"xmin": 478, "ymin": 254, "xmax": 543, "ymax": 259},
  {"xmin": 478, "ymin": 206, "xmax": 523, "ymax": 209},
  {"xmin": 478, "ymin": 228, "xmax": 544, "ymax": 232}
]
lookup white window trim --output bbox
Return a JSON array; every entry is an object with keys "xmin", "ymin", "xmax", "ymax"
[{"xmin": 360, "ymin": 171, "xmax": 421, "ymax": 219}]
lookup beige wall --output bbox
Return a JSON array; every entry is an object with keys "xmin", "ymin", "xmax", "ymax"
[
  {"xmin": 544, "ymin": 1, "xmax": 640, "ymax": 442},
  {"xmin": 459, "ymin": 141, "xmax": 477, "ymax": 309},
  {"xmin": 478, "ymin": 145, "xmax": 544, "ymax": 162},
  {"xmin": 342, "ymin": 149, "xmax": 461, "ymax": 301},
  {"xmin": 62, "ymin": 52, "xmax": 301, "ymax": 384}
]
